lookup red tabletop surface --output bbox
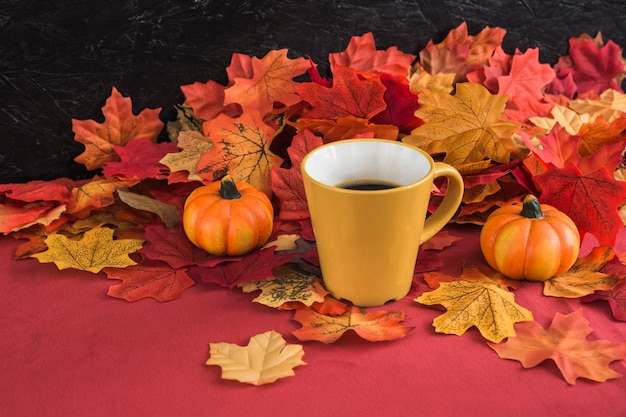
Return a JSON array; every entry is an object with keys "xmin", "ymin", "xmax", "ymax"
[{"xmin": 1, "ymin": 224, "xmax": 625, "ymax": 417}]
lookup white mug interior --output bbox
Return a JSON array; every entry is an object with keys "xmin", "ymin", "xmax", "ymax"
[{"xmin": 303, "ymin": 139, "xmax": 431, "ymax": 188}]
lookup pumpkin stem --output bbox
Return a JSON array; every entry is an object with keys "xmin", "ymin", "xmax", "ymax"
[
  {"xmin": 520, "ymin": 195, "xmax": 543, "ymax": 219},
  {"xmin": 219, "ymin": 175, "xmax": 242, "ymax": 200}
]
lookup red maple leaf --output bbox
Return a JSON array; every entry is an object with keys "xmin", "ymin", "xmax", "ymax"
[
  {"xmin": 180, "ymin": 79, "xmax": 228, "ymax": 122},
  {"xmin": 72, "ymin": 87, "xmax": 164, "ymax": 170},
  {"xmin": 582, "ymin": 253, "xmax": 626, "ymax": 321},
  {"xmin": 554, "ymin": 37, "xmax": 624, "ymax": 95},
  {"xmin": 295, "ymin": 65, "xmax": 387, "ymax": 120},
  {"xmin": 270, "ymin": 129, "xmax": 324, "ymax": 220},
  {"xmin": 102, "ymin": 138, "xmax": 179, "ymax": 179},
  {"xmin": 138, "ymin": 223, "xmax": 235, "ymax": 269},
  {"xmin": 105, "ymin": 259, "xmax": 195, "ymax": 302},
  {"xmin": 328, "ymin": 32, "xmax": 416, "ymax": 77},
  {"xmin": 0, "ymin": 178, "xmax": 74, "ymax": 203},
  {"xmin": 370, "ymin": 72, "xmax": 422, "ymax": 133},
  {"xmin": 533, "ymin": 162, "xmax": 626, "ymax": 246},
  {"xmin": 190, "ymin": 247, "xmax": 295, "ymax": 289}
]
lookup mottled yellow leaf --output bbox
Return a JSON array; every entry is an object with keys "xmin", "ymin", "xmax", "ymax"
[
  {"xmin": 239, "ymin": 264, "xmax": 327, "ymax": 308},
  {"xmin": 416, "ymin": 279, "xmax": 533, "ymax": 343},
  {"xmin": 159, "ymin": 130, "xmax": 213, "ymax": 181},
  {"xmin": 206, "ymin": 330, "xmax": 306, "ymax": 385},
  {"xmin": 31, "ymin": 227, "xmax": 144, "ymax": 273},
  {"xmin": 402, "ymin": 82, "xmax": 519, "ymax": 167}
]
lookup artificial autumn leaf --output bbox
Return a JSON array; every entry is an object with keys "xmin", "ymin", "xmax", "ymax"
[
  {"xmin": 328, "ymin": 32, "xmax": 416, "ymax": 77},
  {"xmin": 180, "ymin": 79, "xmax": 227, "ymax": 122},
  {"xmin": 402, "ymin": 82, "xmax": 519, "ymax": 167},
  {"xmin": 72, "ymin": 87, "xmax": 164, "ymax": 170},
  {"xmin": 419, "ymin": 22, "xmax": 506, "ymax": 82},
  {"xmin": 198, "ymin": 109, "xmax": 282, "ymax": 195},
  {"xmin": 576, "ymin": 115, "xmax": 626, "ymax": 158},
  {"xmin": 568, "ymin": 89, "xmax": 626, "ymax": 125},
  {"xmin": 270, "ymin": 129, "xmax": 323, "ymax": 220},
  {"xmin": 0, "ymin": 178, "xmax": 73, "ymax": 203},
  {"xmin": 105, "ymin": 259, "xmax": 195, "ymax": 302},
  {"xmin": 543, "ymin": 246, "xmax": 621, "ymax": 298},
  {"xmin": 0, "ymin": 202, "xmax": 66, "ymax": 234},
  {"xmin": 116, "ymin": 190, "xmax": 180, "ymax": 228},
  {"xmin": 293, "ymin": 115, "xmax": 398, "ymax": 142},
  {"xmin": 195, "ymin": 247, "xmax": 295, "ymax": 289},
  {"xmin": 31, "ymin": 227, "xmax": 143, "ymax": 273},
  {"xmin": 206, "ymin": 330, "xmax": 306, "ymax": 386},
  {"xmin": 261, "ymin": 234, "xmax": 300, "ymax": 251},
  {"xmin": 533, "ymin": 162, "xmax": 626, "ymax": 247},
  {"xmin": 223, "ymin": 49, "xmax": 310, "ymax": 115},
  {"xmin": 422, "ymin": 259, "xmax": 521, "ymax": 290},
  {"xmin": 583, "ymin": 270, "xmax": 626, "ymax": 321},
  {"xmin": 239, "ymin": 264, "xmax": 327, "ymax": 308},
  {"xmin": 369, "ymin": 72, "xmax": 422, "ymax": 132},
  {"xmin": 292, "ymin": 305, "xmax": 414, "ymax": 343},
  {"xmin": 421, "ymin": 229, "xmax": 463, "ymax": 251},
  {"xmin": 489, "ymin": 309, "xmax": 626, "ymax": 384},
  {"xmin": 416, "ymin": 278, "xmax": 533, "ymax": 343},
  {"xmin": 295, "ymin": 65, "xmax": 387, "ymax": 120},
  {"xmin": 138, "ymin": 223, "xmax": 231, "ymax": 269},
  {"xmin": 160, "ymin": 130, "xmax": 214, "ymax": 182},
  {"xmin": 66, "ymin": 177, "xmax": 140, "ymax": 218},
  {"xmin": 102, "ymin": 138, "xmax": 178, "ymax": 180},
  {"xmin": 554, "ymin": 37, "xmax": 624, "ymax": 95},
  {"xmin": 497, "ymin": 48, "xmax": 555, "ymax": 102}
]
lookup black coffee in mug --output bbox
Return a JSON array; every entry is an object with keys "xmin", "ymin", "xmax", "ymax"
[{"xmin": 336, "ymin": 179, "xmax": 400, "ymax": 191}]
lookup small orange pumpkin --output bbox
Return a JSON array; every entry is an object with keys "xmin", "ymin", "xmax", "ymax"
[
  {"xmin": 182, "ymin": 175, "xmax": 274, "ymax": 256},
  {"xmin": 479, "ymin": 195, "xmax": 580, "ymax": 281}
]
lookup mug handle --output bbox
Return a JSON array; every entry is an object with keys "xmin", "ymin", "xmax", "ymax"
[{"xmin": 419, "ymin": 162, "xmax": 464, "ymax": 245}]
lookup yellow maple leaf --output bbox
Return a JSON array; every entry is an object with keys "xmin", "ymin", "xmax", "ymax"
[
  {"xmin": 543, "ymin": 247, "xmax": 621, "ymax": 298},
  {"xmin": 239, "ymin": 264, "xmax": 327, "ymax": 308},
  {"xmin": 402, "ymin": 82, "xmax": 519, "ymax": 167},
  {"xmin": 416, "ymin": 279, "xmax": 533, "ymax": 343},
  {"xmin": 159, "ymin": 130, "xmax": 213, "ymax": 182},
  {"xmin": 31, "ymin": 227, "xmax": 144, "ymax": 273},
  {"xmin": 206, "ymin": 330, "xmax": 306, "ymax": 385},
  {"xmin": 568, "ymin": 89, "xmax": 626, "ymax": 123}
]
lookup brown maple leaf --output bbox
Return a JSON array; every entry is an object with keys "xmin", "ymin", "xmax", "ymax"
[
  {"xmin": 489, "ymin": 309, "xmax": 626, "ymax": 384},
  {"xmin": 72, "ymin": 87, "xmax": 164, "ymax": 170}
]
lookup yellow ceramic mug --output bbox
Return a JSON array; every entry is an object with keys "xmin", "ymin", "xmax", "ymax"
[{"xmin": 301, "ymin": 139, "xmax": 464, "ymax": 307}]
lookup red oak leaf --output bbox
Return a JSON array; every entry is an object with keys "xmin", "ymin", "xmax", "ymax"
[
  {"xmin": 270, "ymin": 129, "xmax": 324, "ymax": 220},
  {"xmin": 489, "ymin": 309, "xmax": 626, "ymax": 384},
  {"xmin": 291, "ymin": 305, "xmax": 414, "ymax": 343},
  {"xmin": 533, "ymin": 162, "xmax": 626, "ymax": 246},
  {"xmin": 328, "ymin": 32, "xmax": 416, "ymax": 77},
  {"xmin": 105, "ymin": 260, "xmax": 195, "ymax": 302},
  {"xmin": 102, "ymin": 138, "xmax": 179, "ymax": 179},
  {"xmin": 138, "ymin": 223, "xmax": 234, "ymax": 269},
  {"xmin": 295, "ymin": 65, "xmax": 387, "ymax": 120},
  {"xmin": 370, "ymin": 72, "xmax": 422, "ymax": 133},
  {"xmin": 190, "ymin": 247, "xmax": 295, "ymax": 289},
  {"xmin": 223, "ymin": 49, "xmax": 311, "ymax": 115},
  {"xmin": 0, "ymin": 178, "xmax": 73, "ymax": 203},
  {"xmin": 72, "ymin": 87, "xmax": 164, "ymax": 170},
  {"xmin": 554, "ymin": 37, "xmax": 624, "ymax": 95}
]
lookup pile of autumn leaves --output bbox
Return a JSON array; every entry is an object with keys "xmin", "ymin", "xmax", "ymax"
[{"xmin": 2, "ymin": 22, "xmax": 626, "ymax": 385}]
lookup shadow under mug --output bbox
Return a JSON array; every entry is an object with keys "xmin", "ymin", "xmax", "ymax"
[{"xmin": 301, "ymin": 139, "xmax": 464, "ymax": 307}]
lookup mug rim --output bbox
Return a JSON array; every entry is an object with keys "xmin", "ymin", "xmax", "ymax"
[{"xmin": 301, "ymin": 138, "xmax": 435, "ymax": 193}]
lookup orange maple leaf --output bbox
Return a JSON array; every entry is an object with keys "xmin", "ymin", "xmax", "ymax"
[
  {"xmin": 72, "ymin": 87, "xmax": 164, "ymax": 170},
  {"xmin": 66, "ymin": 177, "xmax": 140, "ymax": 218},
  {"xmin": 328, "ymin": 32, "xmax": 416, "ymax": 77},
  {"xmin": 295, "ymin": 65, "xmax": 387, "ymax": 120},
  {"xmin": 291, "ymin": 305, "xmax": 414, "ymax": 343},
  {"xmin": 293, "ymin": 115, "xmax": 398, "ymax": 142},
  {"xmin": 223, "ymin": 49, "xmax": 311, "ymax": 115},
  {"xmin": 489, "ymin": 309, "xmax": 626, "ymax": 384},
  {"xmin": 198, "ymin": 109, "xmax": 282, "ymax": 195}
]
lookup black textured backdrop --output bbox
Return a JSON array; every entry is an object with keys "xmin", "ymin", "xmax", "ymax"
[{"xmin": 2, "ymin": 0, "xmax": 626, "ymax": 182}]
